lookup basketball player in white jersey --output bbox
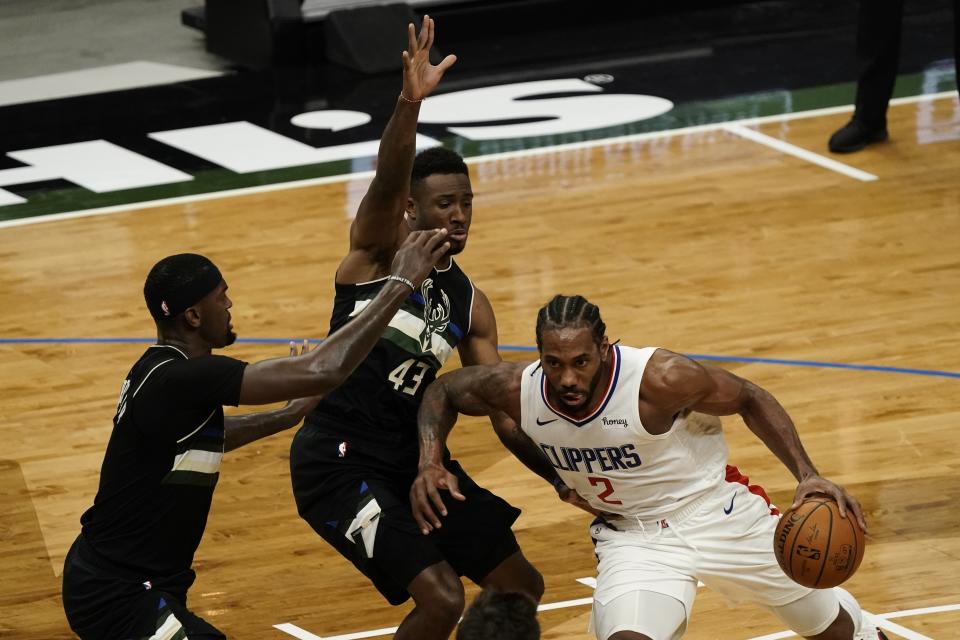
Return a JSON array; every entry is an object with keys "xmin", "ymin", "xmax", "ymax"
[{"xmin": 410, "ymin": 294, "xmax": 886, "ymax": 640}]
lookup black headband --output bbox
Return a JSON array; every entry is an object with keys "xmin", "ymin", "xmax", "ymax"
[{"xmin": 145, "ymin": 262, "xmax": 223, "ymax": 321}]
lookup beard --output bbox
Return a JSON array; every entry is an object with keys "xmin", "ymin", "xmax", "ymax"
[
  {"xmin": 223, "ymin": 329, "xmax": 237, "ymax": 347},
  {"xmin": 555, "ymin": 363, "xmax": 605, "ymax": 410}
]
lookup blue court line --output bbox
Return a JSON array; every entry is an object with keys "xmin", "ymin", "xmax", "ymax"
[
  {"xmin": 683, "ymin": 353, "xmax": 960, "ymax": 380},
  {"xmin": 1, "ymin": 337, "xmax": 958, "ymax": 380}
]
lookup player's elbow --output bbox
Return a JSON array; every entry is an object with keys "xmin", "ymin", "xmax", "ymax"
[{"xmin": 737, "ymin": 380, "xmax": 772, "ymax": 419}]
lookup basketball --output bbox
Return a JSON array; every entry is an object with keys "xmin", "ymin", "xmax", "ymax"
[{"xmin": 773, "ymin": 495, "xmax": 865, "ymax": 589}]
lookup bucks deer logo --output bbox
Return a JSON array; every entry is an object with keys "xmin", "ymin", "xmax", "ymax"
[{"xmin": 419, "ymin": 278, "xmax": 450, "ymax": 353}]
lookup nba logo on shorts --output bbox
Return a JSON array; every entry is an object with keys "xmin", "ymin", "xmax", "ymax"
[{"xmin": 338, "ymin": 441, "xmax": 348, "ymax": 458}]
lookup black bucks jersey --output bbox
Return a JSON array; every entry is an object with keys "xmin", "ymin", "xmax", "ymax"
[
  {"xmin": 304, "ymin": 260, "xmax": 475, "ymax": 476},
  {"xmin": 78, "ymin": 344, "xmax": 246, "ymax": 581}
]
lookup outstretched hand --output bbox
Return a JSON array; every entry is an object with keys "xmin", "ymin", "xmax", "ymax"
[
  {"xmin": 401, "ymin": 15, "xmax": 457, "ymax": 102},
  {"xmin": 283, "ymin": 339, "xmax": 323, "ymax": 419},
  {"xmin": 792, "ymin": 474, "xmax": 868, "ymax": 533},
  {"xmin": 410, "ymin": 461, "xmax": 466, "ymax": 535}
]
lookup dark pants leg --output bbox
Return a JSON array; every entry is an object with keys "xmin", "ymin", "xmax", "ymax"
[
  {"xmin": 854, "ymin": 0, "xmax": 905, "ymax": 129},
  {"xmin": 955, "ymin": 0, "xmax": 960, "ymax": 93}
]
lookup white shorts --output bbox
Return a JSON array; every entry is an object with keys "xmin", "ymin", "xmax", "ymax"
[{"xmin": 589, "ymin": 471, "xmax": 820, "ymax": 638}]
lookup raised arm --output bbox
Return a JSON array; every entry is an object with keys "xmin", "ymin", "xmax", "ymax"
[
  {"xmin": 338, "ymin": 16, "xmax": 457, "ymax": 282},
  {"xmin": 641, "ymin": 349, "xmax": 867, "ymax": 530},
  {"xmin": 238, "ymin": 229, "xmax": 449, "ymax": 405}
]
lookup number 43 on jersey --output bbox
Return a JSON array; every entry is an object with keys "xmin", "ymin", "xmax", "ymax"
[{"xmin": 388, "ymin": 359, "xmax": 432, "ymax": 396}]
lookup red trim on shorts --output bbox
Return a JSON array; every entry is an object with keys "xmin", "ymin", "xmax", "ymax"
[{"xmin": 725, "ymin": 464, "xmax": 779, "ymax": 516}]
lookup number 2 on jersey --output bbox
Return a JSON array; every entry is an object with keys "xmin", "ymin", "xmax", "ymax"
[
  {"xmin": 588, "ymin": 476, "xmax": 623, "ymax": 505},
  {"xmin": 388, "ymin": 358, "xmax": 431, "ymax": 396}
]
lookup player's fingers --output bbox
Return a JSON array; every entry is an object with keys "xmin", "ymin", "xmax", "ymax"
[
  {"xmin": 407, "ymin": 22, "xmax": 417, "ymax": 53},
  {"xmin": 426, "ymin": 481, "xmax": 447, "ymax": 522},
  {"xmin": 414, "ymin": 18, "xmax": 425, "ymax": 51},
  {"xmin": 417, "ymin": 16, "xmax": 433, "ymax": 51},
  {"xmin": 289, "ymin": 340, "xmax": 296, "ymax": 357},
  {"xmin": 423, "ymin": 227, "xmax": 448, "ymax": 250},
  {"xmin": 436, "ymin": 54, "xmax": 457, "ymax": 74},
  {"xmin": 789, "ymin": 489, "xmax": 807, "ymax": 512},
  {"xmin": 853, "ymin": 505, "xmax": 869, "ymax": 534},
  {"xmin": 425, "ymin": 16, "xmax": 435, "ymax": 52},
  {"xmin": 844, "ymin": 493, "xmax": 868, "ymax": 533},
  {"xmin": 409, "ymin": 482, "xmax": 435, "ymax": 534},
  {"xmin": 446, "ymin": 473, "xmax": 465, "ymax": 501},
  {"xmin": 831, "ymin": 488, "xmax": 849, "ymax": 518},
  {"xmin": 301, "ymin": 338, "xmax": 309, "ymax": 356}
]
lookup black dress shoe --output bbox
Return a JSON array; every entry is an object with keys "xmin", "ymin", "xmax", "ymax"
[{"xmin": 828, "ymin": 118, "xmax": 889, "ymax": 153}]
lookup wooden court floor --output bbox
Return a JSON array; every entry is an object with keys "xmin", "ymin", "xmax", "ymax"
[{"xmin": 1, "ymin": 96, "xmax": 959, "ymax": 639}]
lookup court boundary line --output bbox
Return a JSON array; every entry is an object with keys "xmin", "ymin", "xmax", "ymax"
[
  {"xmin": 0, "ymin": 90, "xmax": 954, "ymax": 231},
  {"xmin": 1, "ymin": 337, "xmax": 958, "ymax": 379},
  {"xmin": 274, "ymin": 600, "xmax": 960, "ymax": 640},
  {"xmin": 723, "ymin": 123, "xmax": 879, "ymax": 181}
]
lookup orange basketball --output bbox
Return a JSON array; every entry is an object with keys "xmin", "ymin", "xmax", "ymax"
[{"xmin": 773, "ymin": 495, "xmax": 865, "ymax": 589}]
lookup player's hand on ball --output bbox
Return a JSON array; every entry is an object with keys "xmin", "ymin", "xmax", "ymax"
[{"xmin": 792, "ymin": 474, "xmax": 868, "ymax": 533}]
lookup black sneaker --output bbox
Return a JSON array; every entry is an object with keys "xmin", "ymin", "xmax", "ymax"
[{"xmin": 828, "ymin": 118, "xmax": 889, "ymax": 153}]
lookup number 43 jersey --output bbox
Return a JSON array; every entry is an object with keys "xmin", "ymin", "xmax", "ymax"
[
  {"xmin": 305, "ymin": 260, "xmax": 475, "ymax": 476},
  {"xmin": 518, "ymin": 346, "xmax": 728, "ymax": 520}
]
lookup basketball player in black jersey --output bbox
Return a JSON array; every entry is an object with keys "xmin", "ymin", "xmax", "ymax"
[
  {"xmin": 61, "ymin": 230, "xmax": 448, "ymax": 640},
  {"xmin": 289, "ymin": 17, "xmax": 543, "ymax": 640}
]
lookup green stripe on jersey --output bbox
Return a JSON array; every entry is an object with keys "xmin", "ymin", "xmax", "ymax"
[{"xmin": 381, "ymin": 327, "xmax": 443, "ymax": 369}]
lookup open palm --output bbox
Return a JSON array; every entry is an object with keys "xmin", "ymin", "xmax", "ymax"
[{"xmin": 401, "ymin": 15, "xmax": 457, "ymax": 101}]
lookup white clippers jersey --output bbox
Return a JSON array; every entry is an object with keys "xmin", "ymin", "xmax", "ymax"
[{"xmin": 519, "ymin": 345, "xmax": 728, "ymax": 519}]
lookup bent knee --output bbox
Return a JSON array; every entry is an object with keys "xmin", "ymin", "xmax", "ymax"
[{"xmin": 411, "ymin": 567, "xmax": 466, "ymax": 623}]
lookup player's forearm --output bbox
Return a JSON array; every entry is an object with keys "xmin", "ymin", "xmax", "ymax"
[
  {"xmin": 307, "ymin": 280, "xmax": 411, "ymax": 392},
  {"xmin": 417, "ymin": 379, "xmax": 460, "ymax": 467},
  {"xmin": 740, "ymin": 383, "xmax": 818, "ymax": 481},
  {"xmin": 491, "ymin": 415, "xmax": 562, "ymax": 486},
  {"xmin": 240, "ymin": 281, "xmax": 412, "ymax": 405},
  {"xmin": 369, "ymin": 98, "xmax": 421, "ymax": 197},
  {"xmin": 224, "ymin": 406, "xmax": 302, "ymax": 452}
]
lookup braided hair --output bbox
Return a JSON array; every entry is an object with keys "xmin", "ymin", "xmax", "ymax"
[{"xmin": 535, "ymin": 295, "xmax": 606, "ymax": 350}]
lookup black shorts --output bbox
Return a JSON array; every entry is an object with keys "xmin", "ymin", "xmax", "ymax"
[
  {"xmin": 62, "ymin": 536, "xmax": 225, "ymax": 640},
  {"xmin": 291, "ymin": 428, "xmax": 522, "ymax": 605}
]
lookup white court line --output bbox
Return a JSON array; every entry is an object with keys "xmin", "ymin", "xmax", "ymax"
[
  {"xmin": 272, "ymin": 601, "xmax": 960, "ymax": 640},
  {"xmin": 865, "ymin": 610, "xmax": 934, "ymax": 640},
  {"xmin": 536, "ymin": 596, "xmax": 594, "ymax": 612},
  {"xmin": 723, "ymin": 123, "xmax": 878, "ymax": 182},
  {"xmin": 274, "ymin": 623, "xmax": 325, "ymax": 640},
  {"xmin": 746, "ymin": 631, "xmax": 796, "ymax": 640},
  {"xmin": 275, "ymin": 623, "xmax": 402, "ymax": 640},
  {"xmin": 883, "ymin": 603, "xmax": 960, "ymax": 619},
  {"xmin": 1, "ymin": 90, "xmax": 954, "ymax": 231}
]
